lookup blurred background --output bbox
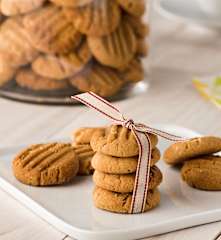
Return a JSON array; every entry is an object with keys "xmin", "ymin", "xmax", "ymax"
[{"xmin": 0, "ymin": 0, "xmax": 221, "ymax": 142}]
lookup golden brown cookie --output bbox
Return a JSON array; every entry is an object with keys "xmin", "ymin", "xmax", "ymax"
[
  {"xmin": 1, "ymin": 0, "xmax": 46, "ymax": 16},
  {"xmin": 60, "ymin": 40, "xmax": 92, "ymax": 69},
  {"xmin": 32, "ymin": 54, "xmax": 77, "ymax": 80},
  {"xmin": 23, "ymin": 5, "xmax": 82, "ymax": 54},
  {"xmin": 125, "ymin": 14, "xmax": 150, "ymax": 38},
  {"xmin": 92, "ymin": 148, "xmax": 161, "ymax": 174},
  {"xmin": 181, "ymin": 156, "xmax": 221, "ymax": 190},
  {"xmin": 163, "ymin": 136, "xmax": 221, "ymax": 165},
  {"xmin": 13, "ymin": 143, "xmax": 79, "ymax": 186},
  {"xmin": 137, "ymin": 38, "xmax": 149, "ymax": 57},
  {"xmin": 0, "ymin": 17, "xmax": 38, "ymax": 67},
  {"xmin": 64, "ymin": 0, "xmax": 121, "ymax": 37},
  {"xmin": 91, "ymin": 125, "xmax": 158, "ymax": 157},
  {"xmin": 93, "ymin": 166, "xmax": 162, "ymax": 193},
  {"xmin": 50, "ymin": 0, "xmax": 93, "ymax": 7},
  {"xmin": 69, "ymin": 62, "xmax": 124, "ymax": 97},
  {"xmin": 93, "ymin": 186, "xmax": 160, "ymax": 213},
  {"xmin": 87, "ymin": 18, "xmax": 137, "ymax": 69},
  {"xmin": 117, "ymin": 0, "xmax": 145, "ymax": 17},
  {"xmin": 73, "ymin": 127, "xmax": 105, "ymax": 144},
  {"xmin": 16, "ymin": 68, "xmax": 69, "ymax": 91},
  {"xmin": 119, "ymin": 58, "xmax": 144, "ymax": 83},
  {"xmin": 0, "ymin": 55, "xmax": 17, "ymax": 86},
  {"xmin": 32, "ymin": 40, "xmax": 92, "ymax": 80},
  {"xmin": 73, "ymin": 144, "xmax": 94, "ymax": 175}
]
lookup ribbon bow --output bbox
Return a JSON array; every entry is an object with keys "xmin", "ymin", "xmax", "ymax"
[{"xmin": 72, "ymin": 92, "xmax": 186, "ymax": 214}]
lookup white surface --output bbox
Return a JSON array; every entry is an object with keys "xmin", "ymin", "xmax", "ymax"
[
  {"xmin": 155, "ymin": 0, "xmax": 221, "ymax": 28},
  {"xmin": 0, "ymin": 126, "xmax": 221, "ymax": 240}
]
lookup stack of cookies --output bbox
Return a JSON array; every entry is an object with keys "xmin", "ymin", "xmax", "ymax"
[
  {"xmin": 90, "ymin": 125, "xmax": 162, "ymax": 213},
  {"xmin": 0, "ymin": 0, "xmax": 149, "ymax": 98},
  {"xmin": 163, "ymin": 136, "xmax": 221, "ymax": 191}
]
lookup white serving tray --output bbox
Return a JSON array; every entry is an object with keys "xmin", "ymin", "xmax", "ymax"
[{"xmin": 0, "ymin": 125, "xmax": 221, "ymax": 240}]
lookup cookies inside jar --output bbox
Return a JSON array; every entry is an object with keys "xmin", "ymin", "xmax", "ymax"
[{"xmin": 0, "ymin": 0, "xmax": 150, "ymax": 103}]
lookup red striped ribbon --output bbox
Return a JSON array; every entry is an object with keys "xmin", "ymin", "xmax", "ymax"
[{"xmin": 72, "ymin": 92, "xmax": 186, "ymax": 214}]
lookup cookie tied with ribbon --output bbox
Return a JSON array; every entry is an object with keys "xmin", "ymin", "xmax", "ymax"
[{"xmin": 72, "ymin": 92, "xmax": 185, "ymax": 214}]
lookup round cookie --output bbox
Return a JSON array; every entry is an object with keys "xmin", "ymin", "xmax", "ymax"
[
  {"xmin": 32, "ymin": 39, "xmax": 92, "ymax": 80},
  {"xmin": 91, "ymin": 148, "xmax": 161, "ymax": 174},
  {"xmin": 163, "ymin": 136, "xmax": 221, "ymax": 165},
  {"xmin": 93, "ymin": 186, "xmax": 160, "ymax": 213},
  {"xmin": 23, "ymin": 5, "xmax": 82, "ymax": 54},
  {"xmin": 90, "ymin": 125, "xmax": 158, "ymax": 157},
  {"xmin": 69, "ymin": 62, "xmax": 124, "ymax": 97},
  {"xmin": 0, "ymin": 55, "xmax": 17, "ymax": 86},
  {"xmin": 32, "ymin": 40, "xmax": 92, "ymax": 80},
  {"xmin": 32, "ymin": 54, "xmax": 76, "ymax": 80},
  {"xmin": 0, "ymin": 17, "xmax": 38, "ymax": 67},
  {"xmin": 73, "ymin": 144, "xmax": 94, "ymax": 175},
  {"xmin": 137, "ymin": 38, "xmax": 149, "ymax": 57},
  {"xmin": 16, "ymin": 68, "xmax": 69, "ymax": 91},
  {"xmin": 117, "ymin": 0, "xmax": 145, "ymax": 17},
  {"xmin": 13, "ymin": 143, "xmax": 79, "ymax": 186},
  {"xmin": 73, "ymin": 127, "xmax": 105, "ymax": 144},
  {"xmin": 1, "ymin": 0, "xmax": 46, "ymax": 16},
  {"xmin": 60, "ymin": 40, "xmax": 92, "ymax": 69},
  {"xmin": 181, "ymin": 156, "xmax": 221, "ymax": 190},
  {"xmin": 50, "ymin": 0, "xmax": 93, "ymax": 7},
  {"xmin": 63, "ymin": 0, "xmax": 121, "ymax": 37},
  {"xmin": 125, "ymin": 14, "xmax": 149, "ymax": 38},
  {"xmin": 87, "ymin": 18, "xmax": 137, "ymax": 69},
  {"xmin": 119, "ymin": 58, "xmax": 144, "ymax": 83},
  {"xmin": 93, "ymin": 166, "xmax": 162, "ymax": 193}
]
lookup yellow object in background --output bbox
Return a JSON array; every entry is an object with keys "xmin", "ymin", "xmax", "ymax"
[{"xmin": 193, "ymin": 75, "xmax": 221, "ymax": 108}]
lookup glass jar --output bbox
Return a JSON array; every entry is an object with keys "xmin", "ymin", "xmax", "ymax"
[{"xmin": 0, "ymin": 0, "xmax": 149, "ymax": 104}]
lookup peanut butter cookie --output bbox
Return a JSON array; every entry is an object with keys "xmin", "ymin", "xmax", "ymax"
[
  {"xmin": 32, "ymin": 54, "xmax": 77, "ymax": 80},
  {"xmin": 91, "ymin": 125, "xmax": 158, "ymax": 157},
  {"xmin": 93, "ymin": 186, "xmax": 160, "ymax": 213},
  {"xmin": 73, "ymin": 144, "xmax": 94, "ymax": 175},
  {"xmin": 16, "ymin": 68, "xmax": 69, "ymax": 91},
  {"xmin": 1, "ymin": 0, "xmax": 46, "ymax": 16},
  {"xmin": 125, "ymin": 14, "xmax": 150, "ymax": 38},
  {"xmin": 50, "ymin": 0, "xmax": 93, "ymax": 7},
  {"xmin": 64, "ymin": 0, "xmax": 121, "ymax": 37},
  {"xmin": 0, "ymin": 55, "xmax": 17, "ymax": 86},
  {"xmin": 0, "ymin": 17, "xmax": 38, "ymax": 67},
  {"xmin": 88, "ymin": 18, "xmax": 137, "ymax": 69},
  {"xmin": 117, "ymin": 0, "xmax": 145, "ymax": 17},
  {"xmin": 137, "ymin": 38, "xmax": 149, "ymax": 57},
  {"xmin": 13, "ymin": 143, "xmax": 79, "ymax": 186},
  {"xmin": 32, "ymin": 40, "xmax": 92, "ymax": 80},
  {"xmin": 181, "ymin": 156, "xmax": 221, "ymax": 190},
  {"xmin": 92, "ymin": 148, "xmax": 161, "ymax": 174},
  {"xmin": 163, "ymin": 136, "xmax": 221, "ymax": 165},
  {"xmin": 23, "ymin": 5, "xmax": 82, "ymax": 54},
  {"xmin": 69, "ymin": 62, "xmax": 124, "ymax": 97},
  {"xmin": 119, "ymin": 58, "xmax": 144, "ymax": 83},
  {"xmin": 93, "ymin": 166, "xmax": 162, "ymax": 193},
  {"xmin": 73, "ymin": 127, "xmax": 105, "ymax": 145},
  {"xmin": 60, "ymin": 40, "xmax": 92, "ymax": 69}
]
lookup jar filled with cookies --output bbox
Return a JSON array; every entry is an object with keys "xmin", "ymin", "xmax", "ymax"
[{"xmin": 0, "ymin": 0, "xmax": 150, "ymax": 104}]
